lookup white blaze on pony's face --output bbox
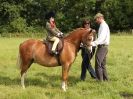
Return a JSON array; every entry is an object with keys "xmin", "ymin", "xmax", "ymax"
[
  {"xmin": 86, "ymin": 35, "xmax": 93, "ymax": 52},
  {"xmin": 88, "ymin": 36, "xmax": 94, "ymax": 52}
]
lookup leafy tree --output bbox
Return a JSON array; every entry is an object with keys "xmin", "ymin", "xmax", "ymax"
[{"xmin": 0, "ymin": 0, "xmax": 133, "ymax": 33}]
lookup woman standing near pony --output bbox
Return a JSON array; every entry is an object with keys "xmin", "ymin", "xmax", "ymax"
[
  {"xmin": 45, "ymin": 11, "xmax": 63, "ymax": 54},
  {"xmin": 80, "ymin": 19, "xmax": 97, "ymax": 81}
]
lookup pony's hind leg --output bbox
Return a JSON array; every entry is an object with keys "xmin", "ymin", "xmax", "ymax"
[
  {"xmin": 20, "ymin": 59, "xmax": 33, "ymax": 89},
  {"xmin": 21, "ymin": 72, "xmax": 26, "ymax": 89},
  {"xmin": 21, "ymin": 66, "xmax": 29, "ymax": 89},
  {"xmin": 61, "ymin": 64, "xmax": 71, "ymax": 91}
]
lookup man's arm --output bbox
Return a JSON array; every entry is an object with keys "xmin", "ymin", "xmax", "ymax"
[{"xmin": 91, "ymin": 25, "xmax": 107, "ymax": 46}]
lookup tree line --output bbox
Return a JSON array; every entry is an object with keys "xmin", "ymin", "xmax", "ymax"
[{"xmin": 0, "ymin": 0, "xmax": 133, "ymax": 34}]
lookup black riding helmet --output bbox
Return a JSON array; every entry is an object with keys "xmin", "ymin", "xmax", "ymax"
[{"xmin": 45, "ymin": 11, "xmax": 55, "ymax": 20}]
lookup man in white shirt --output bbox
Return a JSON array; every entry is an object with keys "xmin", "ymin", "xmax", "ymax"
[{"xmin": 91, "ymin": 13, "xmax": 110, "ymax": 81}]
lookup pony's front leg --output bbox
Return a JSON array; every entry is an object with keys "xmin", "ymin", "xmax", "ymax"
[{"xmin": 61, "ymin": 65, "xmax": 70, "ymax": 91}]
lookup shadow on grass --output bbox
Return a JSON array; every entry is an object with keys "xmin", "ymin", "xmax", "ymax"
[
  {"xmin": 0, "ymin": 72, "xmax": 80, "ymax": 88},
  {"xmin": 120, "ymin": 92, "xmax": 133, "ymax": 99},
  {"xmin": 33, "ymin": 72, "xmax": 81, "ymax": 87},
  {"xmin": 0, "ymin": 75, "xmax": 20, "ymax": 86}
]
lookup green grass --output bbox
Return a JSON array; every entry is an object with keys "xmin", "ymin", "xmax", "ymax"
[{"xmin": 0, "ymin": 35, "xmax": 133, "ymax": 99}]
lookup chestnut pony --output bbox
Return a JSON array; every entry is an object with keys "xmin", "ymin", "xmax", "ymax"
[{"xmin": 17, "ymin": 28, "xmax": 95, "ymax": 91}]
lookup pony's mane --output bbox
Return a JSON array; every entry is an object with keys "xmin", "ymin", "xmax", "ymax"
[
  {"xmin": 68, "ymin": 28, "xmax": 85, "ymax": 34},
  {"xmin": 65, "ymin": 28, "xmax": 86, "ymax": 38}
]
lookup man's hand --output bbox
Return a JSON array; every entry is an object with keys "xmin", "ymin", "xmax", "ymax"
[
  {"xmin": 90, "ymin": 42, "xmax": 96, "ymax": 46},
  {"xmin": 80, "ymin": 43, "xmax": 84, "ymax": 47}
]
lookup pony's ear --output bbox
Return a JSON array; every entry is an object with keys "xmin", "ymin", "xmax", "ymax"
[{"xmin": 89, "ymin": 29, "xmax": 92, "ymax": 33}]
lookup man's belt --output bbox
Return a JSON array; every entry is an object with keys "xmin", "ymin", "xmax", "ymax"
[{"xmin": 98, "ymin": 44, "xmax": 108, "ymax": 47}]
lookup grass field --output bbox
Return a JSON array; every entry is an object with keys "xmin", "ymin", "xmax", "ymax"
[{"xmin": 0, "ymin": 35, "xmax": 133, "ymax": 99}]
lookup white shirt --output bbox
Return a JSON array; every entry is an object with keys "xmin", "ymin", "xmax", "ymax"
[{"xmin": 91, "ymin": 20, "xmax": 110, "ymax": 46}]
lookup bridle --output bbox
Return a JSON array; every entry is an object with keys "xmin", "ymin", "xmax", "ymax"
[
  {"xmin": 82, "ymin": 29, "xmax": 93, "ymax": 46},
  {"xmin": 81, "ymin": 29, "xmax": 94, "ymax": 52}
]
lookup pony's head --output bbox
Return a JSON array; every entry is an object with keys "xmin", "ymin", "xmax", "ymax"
[{"xmin": 82, "ymin": 29, "xmax": 96, "ymax": 52}]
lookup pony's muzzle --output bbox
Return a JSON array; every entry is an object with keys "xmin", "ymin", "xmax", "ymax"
[{"xmin": 87, "ymin": 46, "xmax": 92, "ymax": 53}]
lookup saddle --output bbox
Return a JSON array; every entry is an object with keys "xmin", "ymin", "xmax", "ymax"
[{"xmin": 44, "ymin": 38, "xmax": 64, "ymax": 55}]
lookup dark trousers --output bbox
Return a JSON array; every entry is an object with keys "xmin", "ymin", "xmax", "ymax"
[
  {"xmin": 80, "ymin": 47, "xmax": 96, "ymax": 80},
  {"xmin": 95, "ymin": 45, "xmax": 108, "ymax": 81}
]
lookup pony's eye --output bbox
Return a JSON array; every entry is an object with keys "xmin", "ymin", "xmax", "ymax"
[{"xmin": 87, "ymin": 38, "xmax": 91, "ymax": 41}]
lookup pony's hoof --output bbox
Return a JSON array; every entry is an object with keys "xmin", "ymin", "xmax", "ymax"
[
  {"xmin": 62, "ymin": 88, "xmax": 66, "ymax": 92},
  {"xmin": 62, "ymin": 86, "xmax": 66, "ymax": 92},
  {"xmin": 22, "ymin": 86, "xmax": 26, "ymax": 89}
]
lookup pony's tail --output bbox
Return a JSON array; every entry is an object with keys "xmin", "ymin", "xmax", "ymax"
[{"xmin": 16, "ymin": 50, "xmax": 22, "ymax": 70}]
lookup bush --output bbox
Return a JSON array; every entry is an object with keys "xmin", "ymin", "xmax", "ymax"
[
  {"xmin": 10, "ymin": 17, "xmax": 27, "ymax": 32},
  {"xmin": 0, "ymin": 25, "xmax": 11, "ymax": 33}
]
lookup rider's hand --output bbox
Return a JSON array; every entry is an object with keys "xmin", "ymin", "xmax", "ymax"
[
  {"xmin": 57, "ymin": 33, "xmax": 60, "ymax": 36},
  {"xmin": 60, "ymin": 32, "xmax": 63, "ymax": 35}
]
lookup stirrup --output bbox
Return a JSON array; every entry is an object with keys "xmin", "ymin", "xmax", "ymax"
[{"xmin": 52, "ymin": 50, "xmax": 59, "ymax": 55}]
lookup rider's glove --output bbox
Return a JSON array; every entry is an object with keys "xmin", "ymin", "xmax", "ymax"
[
  {"xmin": 60, "ymin": 32, "xmax": 63, "ymax": 35},
  {"xmin": 57, "ymin": 33, "xmax": 60, "ymax": 36}
]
